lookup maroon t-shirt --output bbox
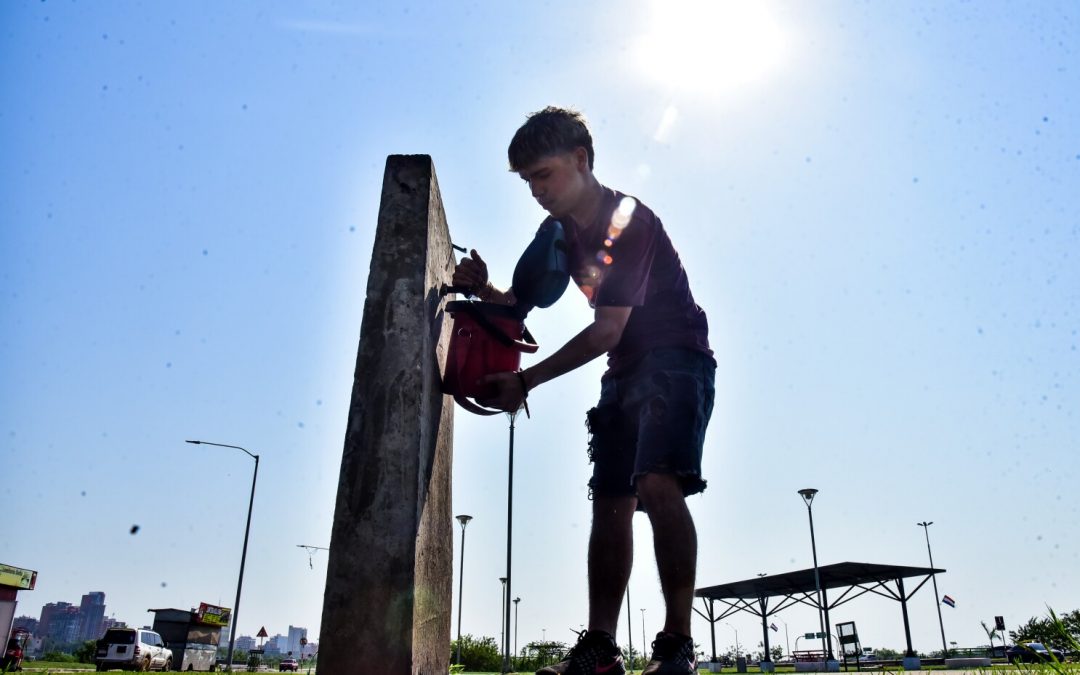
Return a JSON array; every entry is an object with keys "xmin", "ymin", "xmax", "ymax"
[{"xmin": 537, "ymin": 187, "xmax": 712, "ymax": 375}]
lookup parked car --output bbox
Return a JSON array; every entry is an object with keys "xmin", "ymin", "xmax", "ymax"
[
  {"xmin": 279, "ymin": 657, "xmax": 299, "ymax": 671},
  {"xmin": 1006, "ymin": 642, "xmax": 1064, "ymax": 663},
  {"xmin": 96, "ymin": 627, "xmax": 172, "ymax": 671}
]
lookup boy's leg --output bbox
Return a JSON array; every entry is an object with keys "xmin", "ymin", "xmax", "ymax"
[
  {"xmin": 636, "ymin": 472, "xmax": 697, "ymax": 637},
  {"xmin": 587, "ymin": 493, "xmax": 638, "ymax": 634}
]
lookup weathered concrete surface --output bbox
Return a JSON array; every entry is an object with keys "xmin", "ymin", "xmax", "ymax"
[{"xmin": 319, "ymin": 155, "xmax": 455, "ymax": 675}]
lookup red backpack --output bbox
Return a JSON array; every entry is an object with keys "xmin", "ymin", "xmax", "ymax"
[{"xmin": 443, "ymin": 300, "xmax": 538, "ymax": 415}]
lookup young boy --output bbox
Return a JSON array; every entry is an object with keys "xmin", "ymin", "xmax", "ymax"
[{"xmin": 452, "ymin": 107, "xmax": 715, "ymax": 675}]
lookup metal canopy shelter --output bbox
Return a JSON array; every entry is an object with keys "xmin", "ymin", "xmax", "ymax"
[{"xmin": 694, "ymin": 561, "xmax": 945, "ymax": 665}]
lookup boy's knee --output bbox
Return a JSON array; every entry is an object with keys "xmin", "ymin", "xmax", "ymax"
[
  {"xmin": 636, "ymin": 472, "xmax": 683, "ymax": 505},
  {"xmin": 591, "ymin": 494, "xmax": 638, "ymax": 523}
]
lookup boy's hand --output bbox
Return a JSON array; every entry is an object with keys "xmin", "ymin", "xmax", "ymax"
[
  {"xmin": 452, "ymin": 249, "xmax": 489, "ymax": 297},
  {"xmin": 476, "ymin": 371, "xmax": 526, "ymax": 413}
]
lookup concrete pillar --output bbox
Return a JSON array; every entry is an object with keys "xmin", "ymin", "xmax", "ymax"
[{"xmin": 319, "ymin": 155, "xmax": 455, "ymax": 675}]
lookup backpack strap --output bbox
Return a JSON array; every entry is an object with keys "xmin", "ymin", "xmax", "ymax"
[
  {"xmin": 454, "ymin": 393, "xmax": 504, "ymax": 416},
  {"xmin": 454, "ymin": 301, "xmax": 539, "ymax": 354}
]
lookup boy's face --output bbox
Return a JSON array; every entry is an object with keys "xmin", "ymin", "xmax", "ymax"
[{"xmin": 516, "ymin": 148, "xmax": 590, "ymax": 219}]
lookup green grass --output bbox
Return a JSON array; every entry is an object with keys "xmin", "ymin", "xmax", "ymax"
[{"xmin": 17, "ymin": 661, "xmax": 96, "ymax": 671}]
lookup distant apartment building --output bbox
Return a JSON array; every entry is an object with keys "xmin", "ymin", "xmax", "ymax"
[
  {"xmin": 286, "ymin": 626, "xmax": 307, "ymax": 658},
  {"xmin": 37, "ymin": 602, "xmax": 70, "ymax": 637},
  {"xmin": 79, "ymin": 592, "xmax": 106, "ymax": 640},
  {"xmin": 34, "ymin": 592, "xmax": 108, "ymax": 644},
  {"xmin": 234, "ymin": 635, "xmax": 256, "ymax": 652},
  {"xmin": 38, "ymin": 602, "xmax": 81, "ymax": 644},
  {"xmin": 262, "ymin": 634, "xmax": 285, "ymax": 656},
  {"xmin": 12, "ymin": 616, "xmax": 38, "ymax": 635}
]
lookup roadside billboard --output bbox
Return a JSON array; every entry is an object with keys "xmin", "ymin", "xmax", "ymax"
[
  {"xmin": 195, "ymin": 603, "xmax": 231, "ymax": 627},
  {"xmin": 0, "ymin": 564, "xmax": 37, "ymax": 590}
]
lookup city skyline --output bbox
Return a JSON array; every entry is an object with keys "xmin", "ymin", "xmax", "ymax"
[{"xmin": 15, "ymin": 589, "xmax": 311, "ymax": 654}]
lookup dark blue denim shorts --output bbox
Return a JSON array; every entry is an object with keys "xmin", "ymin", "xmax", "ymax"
[{"xmin": 586, "ymin": 347, "xmax": 716, "ymax": 501}]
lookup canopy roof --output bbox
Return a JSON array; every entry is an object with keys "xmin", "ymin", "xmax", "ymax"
[{"xmin": 696, "ymin": 561, "xmax": 945, "ymax": 601}]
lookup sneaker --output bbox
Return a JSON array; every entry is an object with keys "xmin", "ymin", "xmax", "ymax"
[
  {"xmin": 642, "ymin": 632, "xmax": 697, "ymax": 674},
  {"xmin": 537, "ymin": 629, "xmax": 625, "ymax": 675}
]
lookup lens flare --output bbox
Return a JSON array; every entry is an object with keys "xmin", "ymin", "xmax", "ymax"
[
  {"xmin": 612, "ymin": 197, "xmax": 637, "ymax": 230},
  {"xmin": 654, "ymin": 106, "xmax": 679, "ymax": 142}
]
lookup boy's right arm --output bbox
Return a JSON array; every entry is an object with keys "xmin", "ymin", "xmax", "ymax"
[{"xmin": 452, "ymin": 249, "xmax": 516, "ymax": 305}]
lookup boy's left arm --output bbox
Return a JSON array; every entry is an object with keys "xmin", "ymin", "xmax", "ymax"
[{"xmin": 476, "ymin": 305, "xmax": 631, "ymax": 412}]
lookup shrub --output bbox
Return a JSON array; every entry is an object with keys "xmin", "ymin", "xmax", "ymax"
[
  {"xmin": 450, "ymin": 634, "xmax": 502, "ymax": 672},
  {"xmin": 41, "ymin": 650, "xmax": 77, "ymax": 663}
]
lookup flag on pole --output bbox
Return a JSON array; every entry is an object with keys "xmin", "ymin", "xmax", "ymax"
[
  {"xmin": 942, "ymin": 595, "xmax": 956, "ymax": 608},
  {"xmin": 770, "ymin": 623, "xmax": 779, "ymax": 632}
]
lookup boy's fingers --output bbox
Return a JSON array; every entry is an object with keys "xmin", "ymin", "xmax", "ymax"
[{"xmin": 470, "ymin": 249, "xmax": 486, "ymax": 266}]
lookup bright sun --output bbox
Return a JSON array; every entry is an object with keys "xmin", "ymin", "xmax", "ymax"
[{"xmin": 635, "ymin": 0, "xmax": 786, "ymax": 95}]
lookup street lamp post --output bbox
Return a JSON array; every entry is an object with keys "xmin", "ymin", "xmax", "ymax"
[
  {"xmin": 513, "ymin": 597, "xmax": 521, "ymax": 669},
  {"xmin": 186, "ymin": 440, "xmax": 259, "ymax": 673},
  {"xmin": 918, "ymin": 521, "xmax": 949, "ymax": 657},
  {"xmin": 640, "ymin": 608, "xmax": 647, "ymax": 666},
  {"xmin": 779, "ymin": 618, "xmax": 790, "ymax": 658},
  {"xmin": 798, "ymin": 488, "xmax": 831, "ymax": 660},
  {"xmin": 500, "ymin": 577, "xmax": 507, "ymax": 670},
  {"xmin": 727, "ymin": 623, "xmax": 740, "ymax": 658},
  {"xmin": 455, "ymin": 514, "xmax": 473, "ymax": 665}
]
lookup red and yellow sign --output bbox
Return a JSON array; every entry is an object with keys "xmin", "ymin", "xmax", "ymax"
[
  {"xmin": 196, "ymin": 602, "xmax": 231, "ymax": 626},
  {"xmin": 0, "ymin": 564, "xmax": 37, "ymax": 590}
]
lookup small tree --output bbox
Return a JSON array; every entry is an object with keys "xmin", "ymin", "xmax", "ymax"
[
  {"xmin": 1050, "ymin": 608, "xmax": 1080, "ymax": 656},
  {"xmin": 449, "ymin": 634, "xmax": 502, "ymax": 672},
  {"xmin": 1011, "ymin": 613, "xmax": 1075, "ymax": 651},
  {"xmin": 75, "ymin": 639, "xmax": 98, "ymax": 663},
  {"xmin": 981, "ymin": 620, "xmax": 1001, "ymax": 652}
]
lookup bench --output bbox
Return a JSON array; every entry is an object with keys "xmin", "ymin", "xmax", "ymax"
[
  {"xmin": 793, "ymin": 651, "xmax": 840, "ymax": 672},
  {"xmin": 945, "ymin": 657, "xmax": 993, "ymax": 668}
]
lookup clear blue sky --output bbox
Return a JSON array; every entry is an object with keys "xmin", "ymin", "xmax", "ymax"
[{"xmin": 2, "ymin": 0, "xmax": 1077, "ymax": 659}]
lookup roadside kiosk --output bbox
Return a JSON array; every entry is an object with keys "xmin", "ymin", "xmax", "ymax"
[
  {"xmin": 1, "ymin": 563, "xmax": 37, "ymax": 671},
  {"xmin": 149, "ymin": 603, "xmax": 230, "ymax": 671}
]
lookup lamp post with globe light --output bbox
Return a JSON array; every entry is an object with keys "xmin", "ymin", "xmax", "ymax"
[
  {"xmin": 513, "ymin": 597, "xmax": 521, "ymax": 669},
  {"xmin": 499, "ymin": 577, "xmax": 507, "ymax": 670},
  {"xmin": 798, "ymin": 488, "xmax": 832, "ymax": 660},
  {"xmin": 640, "ymin": 608, "xmax": 647, "ymax": 668},
  {"xmin": 455, "ymin": 514, "xmax": 473, "ymax": 665},
  {"xmin": 918, "ymin": 521, "xmax": 949, "ymax": 657}
]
